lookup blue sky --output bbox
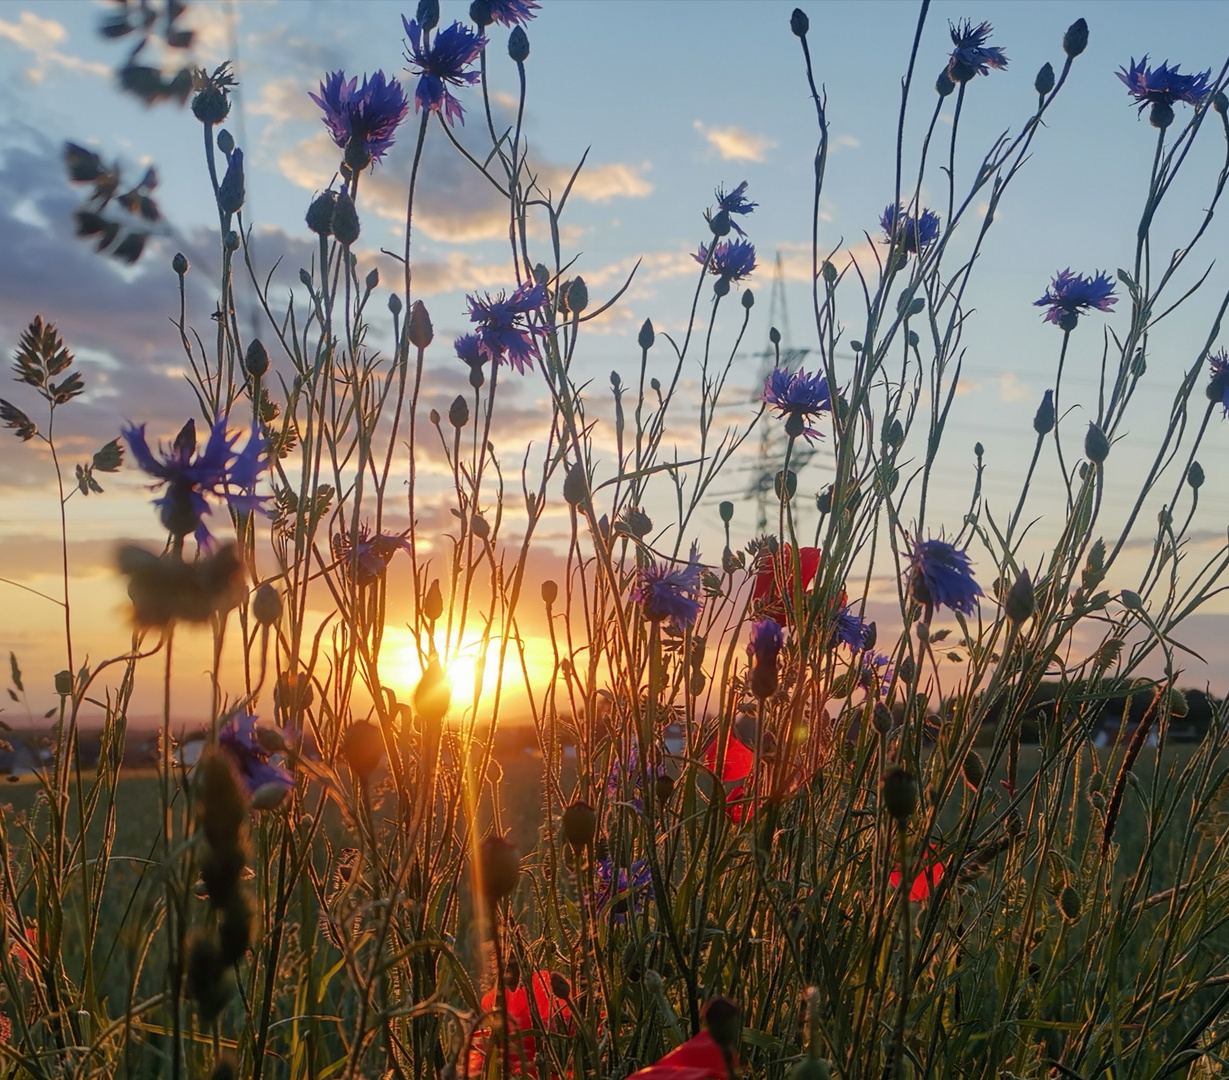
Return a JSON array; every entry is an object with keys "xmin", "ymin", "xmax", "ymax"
[{"xmin": 2, "ymin": 0, "xmax": 1229, "ymax": 716}]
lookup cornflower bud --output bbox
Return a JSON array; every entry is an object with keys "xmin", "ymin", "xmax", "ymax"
[
  {"xmin": 1035, "ymin": 62, "xmax": 1055, "ymax": 96},
  {"xmin": 1059, "ymin": 884, "xmax": 1082, "ymax": 920},
  {"xmin": 541, "ymin": 579, "xmax": 558, "ymax": 606},
  {"xmin": 1033, "ymin": 390, "xmax": 1055, "ymax": 436},
  {"xmin": 331, "ymin": 191, "xmax": 360, "ymax": 246},
  {"xmin": 389, "ymin": 293, "xmax": 402, "ymax": 316},
  {"xmin": 1085, "ymin": 422, "xmax": 1110, "ymax": 464},
  {"xmin": 790, "ymin": 8, "xmax": 809, "ymax": 36},
  {"xmin": 449, "ymin": 395, "xmax": 469, "ymax": 428},
  {"xmin": 1188, "ymin": 461, "xmax": 1205, "ymax": 490},
  {"xmin": 508, "ymin": 26, "xmax": 529, "ymax": 63},
  {"xmin": 1005, "ymin": 567, "xmax": 1035, "ymax": 625},
  {"xmin": 414, "ymin": 657, "xmax": 451, "ymax": 723},
  {"xmin": 742, "ymin": 288, "xmax": 754, "ymax": 309},
  {"xmin": 936, "ymin": 69, "xmax": 956, "ymax": 97},
  {"xmin": 365, "ymin": 267, "xmax": 379, "ymax": 292},
  {"xmin": 562, "ymin": 461, "xmax": 588, "ymax": 507},
  {"xmin": 243, "ymin": 338, "xmax": 269, "ymax": 378},
  {"xmin": 881, "ymin": 766, "xmax": 917, "ymax": 822},
  {"xmin": 566, "ymin": 276, "xmax": 588, "ymax": 314},
  {"xmin": 709, "ymin": 209, "xmax": 731, "ymax": 237},
  {"xmin": 416, "ymin": 0, "xmax": 440, "ymax": 31},
  {"xmin": 306, "ymin": 191, "xmax": 336, "ymax": 236},
  {"xmin": 251, "ymin": 582, "xmax": 281, "ymax": 626},
  {"xmin": 470, "ymin": 0, "xmax": 494, "ymax": 26},
  {"xmin": 1062, "ymin": 18, "xmax": 1089, "ymax": 58},
  {"xmin": 342, "ymin": 720, "xmax": 384, "ymax": 777},
  {"xmin": 408, "ymin": 300, "xmax": 433, "ymax": 348},
  {"xmin": 719, "ymin": 500, "xmax": 734, "ymax": 523},
  {"xmin": 216, "ymin": 128, "xmax": 235, "ymax": 156},
  {"xmin": 423, "ymin": 579, "xmax": 444, "ymax": 621},
  {"xmin": 172, "ymin": 251, "xmax": 189, "ymax": 275}
]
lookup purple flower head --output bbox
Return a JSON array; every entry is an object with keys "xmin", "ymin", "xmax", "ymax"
[
  {"xmin": 715, "ymin": 181, "xmax": 757, "ymax": 236},
  {"xmin": 466, "ymin": 282, "xmax": 548, "ymax": 374},
  {"xmin": 122, "ymin": 417, "xmax": 268, "ymax": 546},
  {"xmin": 1209, "ymin": 350, "xmax": 1229, "ymax": 417},
  {"xmin": 310, "ymin": 70, "xmax": 409, "ymax": 166},
  {"xmin": 403, "ymin": 18, "xmax": 485, "ymax": 126},
  {"xmin": 947, "ymin": 20, "xmax": 1008, "ymax": 83},
  {"xmin": 219, "ymin": 713, "xmax": 293, "ymax": 804},
  {"xmin": 909, "ymin": 537, "xmax": 983, "ymax": 617},
  {"xmin": 1034, "ymin": 269, "xmax": 1117, "ymax": 330},
  {"xmin": 763, "ymin": 366, "xmax": 832, "ymax": 442},
  {"xmin": 748, "ymin": 617, "xmax": 784, "ymax": 700},
  {"xmin": 607, "ymin": 744, "xmax": 667, "ymax": 812},
  {"xmin": 1118, "ymin": 57, "xmax": 1213, "ymax": 114},
  {"xmin": 695, "ymin": 239, "xmax": 757, "ymax": 287},
  {"xmin": 858, "ymin": 651, "xmax": 895, "ymax": 694},
  {"xmin": 631, "ymin": 544, "xmax": 704, "ymax": 631},
  {"xmin": 330, "ymin": 526, "xmax": 411, "ymax": 585},
  {"xmin": 880, "ymin": 204, "xmax": 941, "ymax": 254},
  {"xmin": 594, "ymin": 857, "xmax": 652, "ymax": 923},
  {"xmin": 488, "ymin": 0, "xmax": 539, "ymax": 26},
  {"xmin": 832, "ymin": 604, "xmax": 871, "ymax": 650}
]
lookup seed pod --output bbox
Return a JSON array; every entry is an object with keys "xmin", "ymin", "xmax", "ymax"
[
  {"xmin": 561, "ymin": 800, "xmax": 597, "ymax": 850},
  {"xmin": 962, "ymin": 751, "xmax": 985, "ymax": 790},
  {"xmin": 477, "ymin": 834, "xmax": 520, "ymax": 901},
  {"xmin": 541, "ymin": 579, "xmax": 558, "ymax": 606},
  {"xmin": 881, "ymin": 766, "xmax": 917, "ymax": 822},
  {"xmin": 251, "ymin": 582, "xmax": 281, "ymax": 626},
  {"xmin": 172, "ymin": 251, "xmax": 189, "ymax": 275},
  {"xmin": 54, "ymin": 670, "xmax": 73, "ymax": 696},
  {"xmin": 342, "ymin": 720, "xmax": 384, "ymax": 777},
  {"xmin": 1059, "ymin": 884, "xmax": 1082, "ymax": 921}
]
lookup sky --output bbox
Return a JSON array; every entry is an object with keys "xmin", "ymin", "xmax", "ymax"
[{"xmin": 2, "ymin": 0, "xmax": 1229, "ymax": 726}]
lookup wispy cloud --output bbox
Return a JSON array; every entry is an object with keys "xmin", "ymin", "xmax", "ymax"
[
  {"xmin": 999, "ymin": 371, "xmax": 1030, "ymax": 402},
  {"xmin": 0, "ymin": 12, "xmax": 110, "ymax": 82},
  {"xmin": 694, "ymin": 121, "xmax": 775, "ymax": 163}
]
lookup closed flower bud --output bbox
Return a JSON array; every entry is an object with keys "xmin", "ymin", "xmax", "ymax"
[
  {"xmin": 299, "ymin": 267, "xmax": 312, "ymax": 288},
  {"xmin": 389, "ymin": 292, "xmax": 402, "ymax": 316},
  {"xmin": 471, "ymin": 513, "xmax": 490, "ymax": 539},
  {"xmin": 563, "ymin": 461, "xmax": 588, "ymax": 506},
  {"xmin": 172, "ymin": 251, "xmax": 189, "ymax": 275},
  {"xmin": 1120, "ymin": 589, "xmax": 1142, "ymax": 611},
  {"xmin": 408, "ymin": 300, "xmax": 433, "ymax": 348},
  {"xmin": 306, "ymin": 191, "xmax": 336, "ymax": 236},
  {"xmin": 626, "ymin": 507, "xmax": 652, "ymax": 537},
  {"xmin": 1062, "ymin": 17, "xmax": 1089, "ymax": 59},
  {"xmin": 217, "ymin": 148, "xmax": 245, "ymax": 217},
  {"xmin": 1167, "ymin": 688, "xmax": 1189, "ymax": 718},
  {"xmin": 822, "ymin": 260, "xmax": 838, "ymax": 284},
  {"xmin": 898, "ymin": 655, "xmax": 915, "ymax": 684},
  {"xmin": 216, "ymin": 128, "xmax": 235, "ymax": 156},
  {"xmin": 1005, "ymin": 567, "xmax": 1035, "ymax": 625},
  {"xmin": 1085, "ymin": 422, "xmax": 1110, "ymax": 464},
  {"xmin": 873, "ymin": 702, "xmax": 893, "ymax": 734},
  {"xmin": 223, "ymin": 229, "xmax": 240, "ymax": 253},
  {"xmin": 790, "ymin": 8, "xmax": 809, "ymax": 37},
  {"xmin": 566, "ymin": 276, "xmax": 588, "ymax": 313},
  {"xmin": 936, "ymin": 69, "xmax": 956, "ymax": 97},
  {"xmin": 638, "ymin": 318, "xmax": 655, "ymax": 351},
  {"xmin": 741, "ymin": 288, "xmax": 754, "ymax": 309},
  {"xmin": 655, "ymin": 772, "xmax": 675, "ymax": 806},
  {"xmin": 702, "ymin": 996, "xmax": 742, "ymax": 1055},
  {"xmin": 449, "ymin": 395, "xmax": 469, "ymax": 428},
  {"xmin": 1188, "ymin": 461, "xmax": 1205, "ymax": 489},
  {"xmin": 775, "ymin": 468, "xmax": 797, "ymax": 500},
  {"xmin": 962, "ymin": 750, "xmax": 985, "ymax": 790},
  {"xmin": 709, "ymin": 209, "xmax": 731, "ymax": 237},
  {"xmin": 1215, "ymin": 91, "xmax": 1229, "ymax": 116},
  {"xmin": 429, "ymin": 409, "xmax": 441, "ymax": 426},
  {"xmin": 416, "ymin": 0, "xmax": 440, "ymax": 31},
  {"xmin": 423, "ymin": 579, "xmax": 444, "ymax": 621},
  {"xmin": 1059, "ymin": 884, "xmax": 1082, "ymax": 920},
  {"xmin": 1035, "ymin": 62, "xmax": 1055, "ymax": 96},
  {"xmin": 561, "ymin": 800, "xmax": 597, "ymax": 850},
  {"xmin": 342, "ymin": 720, "xmax": 384, "ymax": 777},
  {"xmin": 331, "ymin": 191, "xmax": 360, "ymax": 245},
  {"xmin": 719, "ymin": 500, "xmax": 734, "ymax": 523},
  {"xmin": 414, "ymin": 657, "xmax": 451, "ymax": 723},
  {"xmin": 816, "ymin": 486, "xmax": 832, "ymax": 514},
  {"xmin": 541, "ymin": 579, "xmax": 558, "ymax": 606},
  {"xmin": 55, "ymin": 669, "xmax": 73, "ymax": 696},
  {"xmin": 243, "ymin": 338, "xmax": 269, "ymax": 378},
  {"xmin": 770, "ymin": 326, "xmax": 782, "ymax": 344},
  {"xmin": 469, "ymin": 0, "xmax": 494, "ymax": 26},
  {"xmin": 364, "ymin": 267, "xmax": 379, "ymax": 292},
  {"xmin": 1034, "ymin": 389, "xmax": 1055, "ymax": 435},
  {"xmin": 508, "ymin": 25, "xmax": 529, "ymax": 62},
  {"xmin": 533, "ymin": 262, "xmax": 550, "ymax": 285},
  {"xmin": 192, "ymin": 84, "xmax": 230, "ymax": 125},
  {"xmin": 251, "ymin": 582, "xmax": 281, "ymax": 626},
  {"xmin": 881, "ymin": 766, "xmax": 917, "ymax": 821},
  {"xmin": 477, "ymin": 834, "xmax": 520, "ymax": 901}
]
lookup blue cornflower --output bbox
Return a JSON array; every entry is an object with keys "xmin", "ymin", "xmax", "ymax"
[
  {"xmin": 947, "ymin": 20, "xmax": 1008, "ymax": 83},
  {"xmin": 695, "ymin": 239, "xmax": 757, "ymax": 293},
  {"xmin": 219, "ymin": 713, "xmax": 293, "ymax": 807},
  {"xmin": 858, "ymin": 651, "xmax": 895, "ymax": 694},
  {"xmin": 909, "ymin": 537, "xmax": 983, "ymax": 617},
  {"xmin": 403, "ymin": 17, "xmax": 485, "ymax": 126},
  {"xmin": 330, "ymin": 526, "xmax": 411, "ymax": 585},
  {"xmin": 465, "ymin": 282, "xmax": 548, "ymax": 374},
  {"xmin": 880, "ymin": 204, "xmax": 941, "ymax": 254},
  {"xmin": 1208, "ymin": 350, "xmax": 1229, "ymax": 417},
  {"xmin": 123, "ymin": 417, "xmax": 267, "ymax": 545},
  {"xmin": 832, "ymin": 604, "xmax": 871, "ymax": 650},
  {"xmin": 489, "ymin": 0, "xmax": 540, "ymax": 26},
  {"xmin": 631, "ymin": 545, "xmax": 704, "ymax": 630},
  {"xmin": 763, "ymin": 366, "xmax": 832, "ymax": 441},
  {"xmin": 1118, "ymin": 57, "xmax": 1212, "ymax": 125},
  {"xmin": 748, "ymin": 618, "xmax": 784, "ymax": 700},
  {"xmin": 310, "ymin": 70, "xmax": 409, "ymax": 167},
  {"xmin": 1034, "ymin": 269, "xmax": 1117, "ymax": 331},
  {"xmin": 607, "ymin": 745, "xmax": 667, "ymax": 811},
  {"xmin": 594, "ymin": 856, "xmax": 652, "ymax": 923},
  {"xmin": 715, "ymin": 181, "xmax": 757, "ymax": 236}
]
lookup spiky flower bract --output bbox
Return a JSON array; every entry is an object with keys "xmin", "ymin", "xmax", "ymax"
[
  {"xmin": 310, "ymin": 70, "xmax": 409, "ymax": 165},
  {"xmin": 947, "ymin": 20, "xmax": 1008, "ymax": 83},
  {"xmin": 909, "ymin": 537, "xmax": 983, "ymax": 616},
  {"xmin": 714, "ymin": 181, "xmax": 757, "ymax": 236},
  {"xmin": 330, "ymin": 526, "xmax": 411, "ymax": 585},
  {"xmin": 1118, "ymin": 56, "xmax": 1213, "ymax": 113},
  {"xmin": 465, "ymin": 282, "xmax": 547, "ymax": 373},
  {"xmin": 763, "ymin": 366, "xmax": 831, "ymax": 441},
  {"xmin": 1034, "ymin": 269, "xmax": 1117, "ymax": 330},
  {"xmin": 880, "ymin": 203, "xmax": 941, "ymax": 254},
  {"xmin": 123, "ymin": 418, "xmax": 267, "ymax": 545},
  {"xmin": 403, "ymin": 17, "xmax": 485, "ymax": 126},
  {"xmin": 1209, "ymin": 350, "xmax": 1229, "ymax": 417},
  {"xmin": 695, "ymin": 238, "xmax": 757, "ymax": 287},
  {"xmin": 632, "ymin": 545, "xmax": 703, "ymax": 630}
]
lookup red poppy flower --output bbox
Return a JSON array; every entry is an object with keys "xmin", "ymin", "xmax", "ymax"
[
  {"xmin": 469, "ymin": 970, "xmax": 573, "ymax": 1076},
  {"xmin": 889, "ymin": 847, "xmax": 944, "ymax": 901},
  {"xmin": 752, "ymin": 544, "xmax": 822, "ymax": 617},
  {"xmin": 627, "ymin": 1030, "xmax": 734, "ymax": 1079},
  {"xmin": 703, "ymin": 734, "xmax": 755, "ymax": 823}
]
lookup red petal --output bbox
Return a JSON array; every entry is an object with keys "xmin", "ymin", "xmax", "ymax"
[{"xmin": 628, "ymin": 1031, "xmax": 732, "ymax": 1079}]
